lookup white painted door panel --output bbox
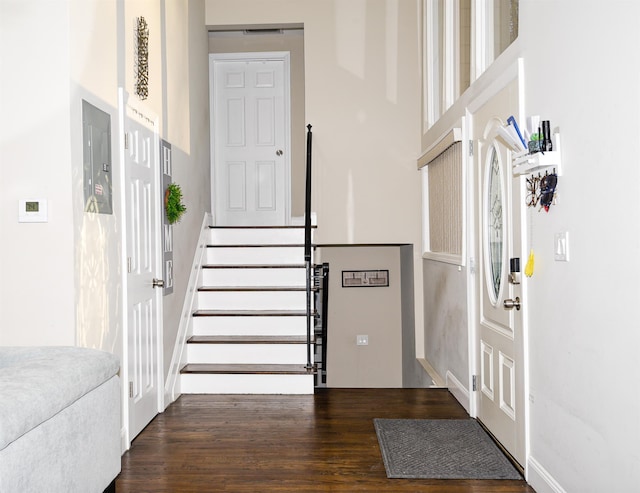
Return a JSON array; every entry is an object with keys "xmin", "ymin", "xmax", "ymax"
[
  {"xmin": 211, "ymin": 54, "xmax": 289, "ymax": 226},
  {"xmin": 121, "ymin": 90, "xmax": 162, "ymax": 442},
  {"xmin": 473, "ymin": 79, "xmax": 526, "ymax": 466}
]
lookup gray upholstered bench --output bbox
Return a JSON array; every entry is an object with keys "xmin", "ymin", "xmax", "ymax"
[{"xmin": 0, "ymin": 346, "xmax": 121, "ymax": 492}]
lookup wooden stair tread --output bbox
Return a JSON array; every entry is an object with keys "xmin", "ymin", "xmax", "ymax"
[
  {"xmin": 193, "ymin": 309, "xmax": 310, "ymax": 317},
  {"xmin": 181, "ymin": 363, "xmax": 315, "ymax": 375},
  {"xmin": 198, "ymin": 285, "xmax": 307, "ymax": 292},
  {"xmin": 203, "ymin": 264, "xmax": 306, "ymax": 269},
  {"xmin": 188, "ymin": 335, "xmax": 307, "ymax": 344},
  {"xmin": 209, "ymin": 225, "xmax": 316, "ymax": 229},
  {"xmin": 206, "ymin": 243, "xmax": 306, "ymax": 248}
]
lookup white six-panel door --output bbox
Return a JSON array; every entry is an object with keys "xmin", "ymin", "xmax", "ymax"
[
  {"xmin": 210, "ymin": 52, "xmax": 290, "ymax": 226},
  {"xmin": 120, "ymin": 89, "xmax": 163, "ymax": 442}
]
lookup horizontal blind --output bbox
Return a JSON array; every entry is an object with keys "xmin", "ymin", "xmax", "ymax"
[{"xmin": 428, "ymin": 142, "xmax": 462, "ymax": 255}]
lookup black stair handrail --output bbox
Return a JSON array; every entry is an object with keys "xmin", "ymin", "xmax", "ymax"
[{"xmin": 305, "ymin": 124, "xmax": 313, "ymax": 371}]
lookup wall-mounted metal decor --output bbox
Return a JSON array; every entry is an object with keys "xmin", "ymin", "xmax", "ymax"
[
  {"xmin": 341, "ymin": 270, "xmax": 389, "ymax": 288},
  {"xmin": 135, "ymin": 16, "xmax": 149, "ymax": 100}
]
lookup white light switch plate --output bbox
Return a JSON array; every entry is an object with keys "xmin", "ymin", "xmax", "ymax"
[{"xmin": 554, "ymin": 232, "xmax": 569, "ymax": 261}]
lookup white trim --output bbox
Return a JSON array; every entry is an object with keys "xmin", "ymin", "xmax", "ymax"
[
  {"xmin": 422, "ymin": 251, "xmax": 464, "ymax": 266},
  {"xmin": 164, "ymin": 213, "xmax": 212, "ymax": 405},
  {"xmin": 465, "ymin": 109, "xmax": 478, "ymax": 418},
  {"xmin": 117, "ymin": 88, "xmax": 130, "ymax": 449},
  {"xmin": 443, "ymin": 0, "xmax": 456, "ymax": 111},
  {"xmin": 446, "ymin": 370, "xmax": 470, "ymax": 413},
  {"xmin": 209, "ymin": 52, "xmax": 292, "ymax": 226},
  {"xmin": 417, "ymin": 357, "xmax": 445, "ymax": 387},
  {"xmin": 527, "ymin": 457, "xmax": 567, "ymax": 493},
  {"xmin": 417, "ymin": 126, "xmax": 462, "ymax": 169}
]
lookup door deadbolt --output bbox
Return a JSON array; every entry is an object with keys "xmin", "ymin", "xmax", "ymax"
[
  {"xmin": 152, "ymin": 278, "xmax": 165, "ymax": 288},
  {"xmin": 503, "ymin": 297, "xmax": 521, "ymax": 311},
  {"xmin": 276, "ymin": 149, "xmax": 283, "ymax": 156}
]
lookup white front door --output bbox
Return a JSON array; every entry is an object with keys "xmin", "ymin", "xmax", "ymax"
[
  {"xmin": 120, "ymin": 90, "xmax": 163, "ymax": 441},
  {"xmin": 472, "ymin": 79, "xmax": 526, "ymax": 466},
  {"xmin": 210, "ymin": 52, "xmax": 290, "ymax": 226}
]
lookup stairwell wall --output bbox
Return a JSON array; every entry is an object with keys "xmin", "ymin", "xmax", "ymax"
[{"xmin": 205, "ymin": 0, "xmax": 426, "ymax": 376}]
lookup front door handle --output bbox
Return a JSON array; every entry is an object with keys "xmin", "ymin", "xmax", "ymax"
[
  {"xmin": 503, "ymin": 297, "xmax": 521, "ymax": 311},
  {"xmin": 152, "ymin": 278, "xmax": 165, "ymax": 288}
]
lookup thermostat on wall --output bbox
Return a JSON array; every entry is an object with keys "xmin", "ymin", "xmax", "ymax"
[{"xmin": 18, "ymin": 199, "xmax": 48, "ymax": 223}]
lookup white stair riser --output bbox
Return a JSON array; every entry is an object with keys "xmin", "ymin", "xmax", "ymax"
[
  {"xmin": 206, "ymin": 247, "xmax": 304, "ymax": 265},
  {"xmin": 210, "ymin": 228, "xmax": 305, "ymax": 245},
  {"xmin": 202, "ymin": 268, "xmax": 305, "ymax": 287},
  {"xmin": 181, "ymin": 373, "xmax": 314, "ymax": 394},
  {"xmin": 187, "ymin": 344, "xmax": 311, "ymax": 364},
  {"xmin": 193, "ymin": 316, "xmax": 307, "ymax": 336},
  {"xmin": 197, "ymin": 291, "xmax": 306, "ymax": 310}
]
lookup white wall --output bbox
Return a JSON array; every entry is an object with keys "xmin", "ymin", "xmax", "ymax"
[
  {"xmin": 421, "ymin": 1, "xmax": 640, "ymax": 491},
  {"xmin": 0, "ymin": 0, "xmax": 75, "ymax": 346},
  {"xmin": 0, "ymin": 0, "xmax": 211, "ymax": 392},
  {"xmin": 520, "ymin": 2, "xmax": 640, "ymax": 491},
  {"xmin": 205, "ymin": 0, "xmax": 426, "ymax": 362}
]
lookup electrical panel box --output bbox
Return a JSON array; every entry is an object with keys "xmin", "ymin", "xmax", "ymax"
[{"xmin": 82, "ymin": 100, "xmax": 113, "ymax": 214}]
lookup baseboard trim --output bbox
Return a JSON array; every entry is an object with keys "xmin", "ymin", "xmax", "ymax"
[
  {"xmin": 446, "ymin": 370, "xmax": 470, "ymax": 413},
  {"xmin": 416, "ymin": 358, "xmax": 445, "ymax": 386},
  {"xmin": 527, "ymin": 456, "xmax": 567, "ymax": 493},
  {"xmin": 164, "ymin": 213, "xmax": 212, "ymax": 406}
]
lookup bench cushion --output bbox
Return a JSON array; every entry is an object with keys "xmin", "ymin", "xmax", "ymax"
[{"xmin": 0, "ymin": 346, "xmax": 120, "ymax": 450}]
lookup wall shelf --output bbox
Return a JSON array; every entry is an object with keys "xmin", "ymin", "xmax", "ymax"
[{"xmin": 512, "ymin": 133, "xmax": 562, "ymax": 176}]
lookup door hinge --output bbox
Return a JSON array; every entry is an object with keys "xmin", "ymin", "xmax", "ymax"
[
  {"xmin": 472, "ymin": 375, "xmax": 478, "ymax": 392},
  {"xmin": 127, "ymin": 257, "xmax": 132, "ymax": 273},
  {"xmin": 129, "ymin": 381, "xmax": 134, "ymax": 398},
  {"xmin": 124, "ymin": 132, "xmax": 129, "ymax": 150},
  {"xmin": 469, "ymin": 140, "xmax": 474, "ymax": 156}
]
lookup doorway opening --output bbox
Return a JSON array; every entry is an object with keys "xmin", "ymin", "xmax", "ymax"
[{"xmin": 208, "ymin": 27, "xmax": 306, "ymax": 226}]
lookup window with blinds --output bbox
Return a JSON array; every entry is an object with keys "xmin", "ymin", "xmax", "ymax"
[{"xmin": 425, "ymin": 141, "xmax": 463, "ymax": 261}]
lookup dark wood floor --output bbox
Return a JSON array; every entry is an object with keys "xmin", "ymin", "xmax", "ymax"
[{"xmin": 116, "ymin": 388, "xmax": 536, "ymax": 492}]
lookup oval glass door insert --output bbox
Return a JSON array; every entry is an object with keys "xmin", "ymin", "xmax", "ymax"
[{"xmin": 487, "ymin": 145, "xmax": 504, "ymax": 302}]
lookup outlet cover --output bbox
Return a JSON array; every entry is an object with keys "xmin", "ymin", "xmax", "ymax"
[{"xmin": 356, "ymin": 335, "xmax": 369, "ymax": 346}]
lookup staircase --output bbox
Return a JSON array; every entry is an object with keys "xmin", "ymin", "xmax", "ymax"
[{"xmin": 180, "ymin": 225, "xmax": 316, "ymax": 394}]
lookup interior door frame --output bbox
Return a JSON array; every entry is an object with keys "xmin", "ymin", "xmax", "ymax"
[
  {"xmin": 466, "ymin": 58, "xmax": 530, "ymax": 470},
  {"xmin": 209, "ymin": 51, "xmax": 292, "ymax": 226},
  {"xmin": 118, "ymin": 88, "xmax": 165, "ymax": 450}
]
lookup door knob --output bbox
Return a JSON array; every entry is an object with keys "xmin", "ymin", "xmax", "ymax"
[
  {"xmin": 152, "ymin": 278, "xmax": 165, "ymax": 288},
  {"xmin": 276, "ymin": 149, "xmax": 283, "ymax": 156},
  {"xmin": 503, "ymin": 297, "xmax": 521, "ymax": 311}
]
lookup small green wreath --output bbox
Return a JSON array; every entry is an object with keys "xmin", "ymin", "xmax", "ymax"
[{"xmin": 165, "ymin": 183, "xmax": 187, "ymax": 224}]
